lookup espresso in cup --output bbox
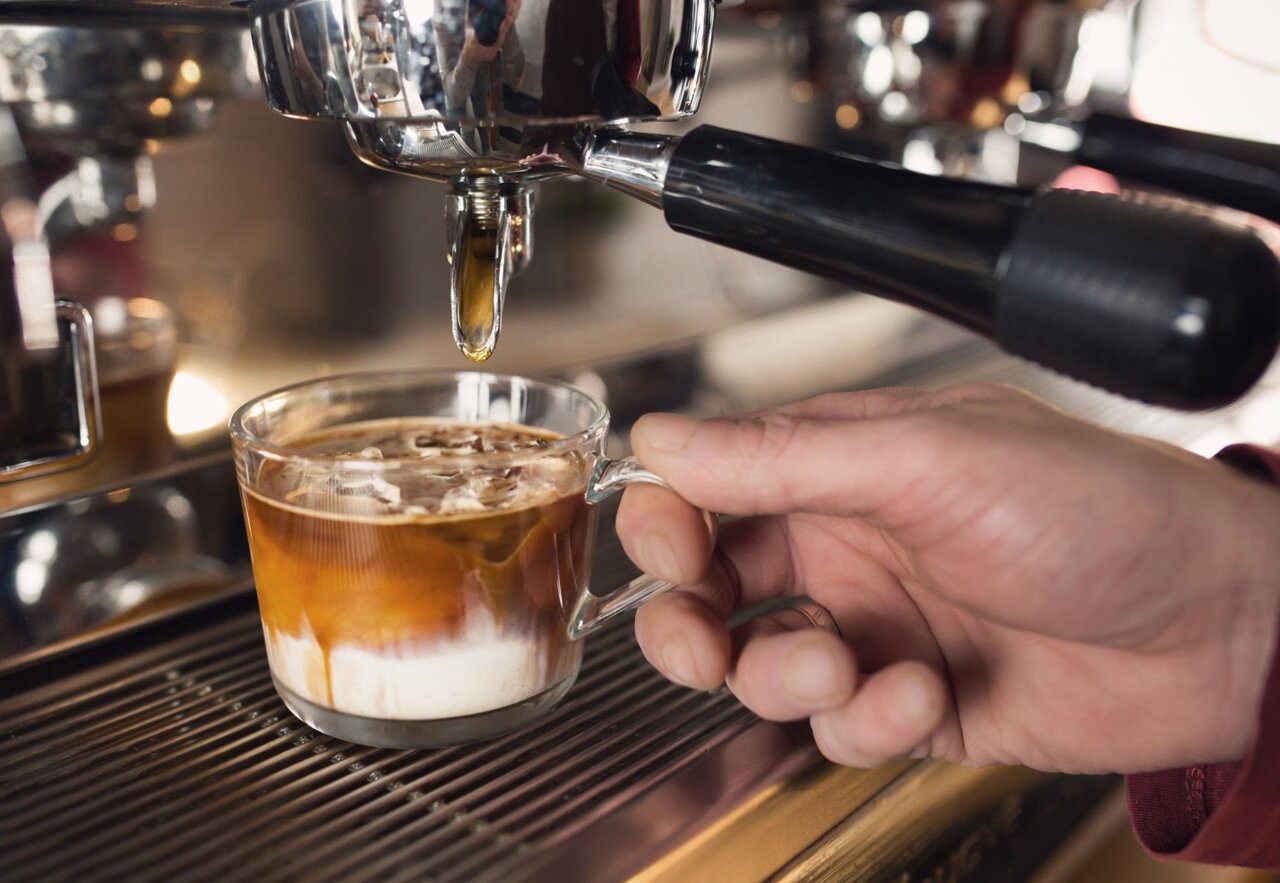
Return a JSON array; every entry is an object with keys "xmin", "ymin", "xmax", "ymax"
[
  {"xmin": 232, "ymin": 372, "xmax": 677, "ymax": 748},
  {"xmin": 243, "ymin": 418, "xmax": 593, "ymax": 730}
]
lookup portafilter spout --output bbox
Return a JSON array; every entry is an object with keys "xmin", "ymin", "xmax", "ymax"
[{"xmin": 446, "ymin": 180, "xmax": 532, "ymax": 362}]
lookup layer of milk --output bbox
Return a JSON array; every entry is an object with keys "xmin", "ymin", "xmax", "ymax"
[{"xmin": 265, "ymin": 623, "xmax": 560, "ymax": 720}]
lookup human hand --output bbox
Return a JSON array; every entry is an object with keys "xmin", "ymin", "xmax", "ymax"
[{"xmin": 617, "ymin": 384, "xmax": 1280, "ymax": 773}]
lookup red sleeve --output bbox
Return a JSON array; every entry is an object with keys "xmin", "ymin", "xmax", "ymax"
[{"xmin": 1126, "ymin": 444, "xmax": 1280, "ymax": 868}]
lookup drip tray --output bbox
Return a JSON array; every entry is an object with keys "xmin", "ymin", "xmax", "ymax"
[
  {"xmin": 0, "ymin": 596, "xmax": 781, "ymax": 882},
  {"xmin": 0, "ymin": 462, "xmax": 890, "ymax": 883}
]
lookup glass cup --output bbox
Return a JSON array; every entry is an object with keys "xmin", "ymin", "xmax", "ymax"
[{"xmin": 230, "ymin": 371, "xmax": 673, "ymax": 748}]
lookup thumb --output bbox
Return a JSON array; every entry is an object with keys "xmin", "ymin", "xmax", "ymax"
[{"xmin": 630, "ymin": 410, "xmax": 916, "ymax": 519}]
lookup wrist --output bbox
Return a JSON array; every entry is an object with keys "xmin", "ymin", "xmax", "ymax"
[{"xmin": 1218, "ymin": 473, "xmax": 1280, "ymax": 760}]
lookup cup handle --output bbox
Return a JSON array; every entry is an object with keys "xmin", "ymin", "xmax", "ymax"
[{"xmin": 569, "ymin": 456, "xmax": 676, "ymax": 639}]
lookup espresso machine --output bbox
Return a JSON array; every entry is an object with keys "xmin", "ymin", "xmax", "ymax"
[
  {"xmin": 0, "ymin": 24, "xmax": 255, "ymax": 485},
  {"xmin": 1, "ymin": 1, "xmax": 1279, "ymax": 880},
  {"xmin": 243, "ymin": 0, "xmax": 1278, "ymax": 408},
  {"xmin": 6, "ymin": 0, "xmax": 1280, "ymax": 492}
]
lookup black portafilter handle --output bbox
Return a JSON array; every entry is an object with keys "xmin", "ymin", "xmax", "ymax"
[
  {"xmin": 1077, "ymin": 112, "xmax": 1280, "ymax": 223},
  {"xmin": 662, "ymin": 126, "xmax": 1280, "ymax": 410}
]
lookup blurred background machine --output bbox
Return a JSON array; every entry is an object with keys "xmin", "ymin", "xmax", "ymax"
[{"xmin": 1, "ymin": 1, "xmax": 1279, "ymax": 880}]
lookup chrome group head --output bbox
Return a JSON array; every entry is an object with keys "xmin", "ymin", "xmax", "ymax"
[{"xmin": 250, "ymin": 0, "xmax": 715, "ymax": 358}]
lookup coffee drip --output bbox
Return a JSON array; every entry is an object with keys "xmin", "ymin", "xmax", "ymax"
[{"xmin": 445, "ymin": 184, "xmax": 533, "ymax": 362}]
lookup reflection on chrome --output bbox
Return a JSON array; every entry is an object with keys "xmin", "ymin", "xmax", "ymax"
[{"xmin": 252, "ymin": 0, "xmax": 714, "ymax": 358}]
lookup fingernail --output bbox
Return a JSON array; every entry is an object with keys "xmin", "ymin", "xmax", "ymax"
[
  {"xmin": 636, "ymin": 413, "xmax": 699, "ymax": 453},
  {"xmin": 891, "ymin": 671, "xmax": 936, "ymax": 728},
  {"xmin": 781, "ymin": 638, "xmax": 848, "ymax": 704},
  {"xmin": 660, "ymin": 634, "xmax": 696, "ymax": 686},
  {"xmin": 640, "ymin": 531, "xmax": 681, "ymax": 583}
]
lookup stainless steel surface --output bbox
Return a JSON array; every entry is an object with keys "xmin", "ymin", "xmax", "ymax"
[
  {"xmin": 741, "ymin": 0, "xmax": 1135, "ymax": 180},
  {"xmin": 0, "ymin": 103, "xmax": 56, "ymax": 353},
  {"xmin": 0, "ymin": 0, "xmax": 245, "ymax": 26},
  {"xmin": 250, "ymin": 0, "xmax": 714, "ymax": 358},
  {"xmin": 0, "ymin": 23, "xmax": 252, "ymax": 486},
  {"xmin": 0, "ymin": 24, "xmax": 256, "ymax": 166},
  {"xmin": 0, "ymin": 300, "xmax": 103, "ymax": 481},
  {"xmin": 0, "ymin": 452, "xmax": 246, "ymax": 659},
  {"xmin": 251, "ymin": 0, "xmax": 710, "ymax": 126},
  {"xmin": 255, "ymin": 0, "xmax": 711, "ymax": 178},
  {"xmin": 0, "ymin": 520, "xmax": 802, "ymax": 883},
  {"xmin": 6, "ymin": 223, "xmax": 56, "ymax": 351},
  {"xmin": 37, "ymin": 154, "xmax": 156, "ymax": 243},
  {"xmin": 0, "ymin": 25, "xmax": 255, "ymax": 108},
  {"xmin": 577, "ymin": 129, "xmax": 678, "ymax": 207}
]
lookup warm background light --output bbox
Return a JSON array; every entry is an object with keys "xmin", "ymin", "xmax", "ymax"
[{"xmin": 167, "ymin": 370, "xmax": 230, "ymax": 437}]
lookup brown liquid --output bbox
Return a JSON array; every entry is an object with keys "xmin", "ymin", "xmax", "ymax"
[
  {"xmin": 456, "ymin": 227, "xmax": 499, "ymax": 362},
  {"xmin": 241, "ymin": 418, "xmax": 593, "ymax": 714}
]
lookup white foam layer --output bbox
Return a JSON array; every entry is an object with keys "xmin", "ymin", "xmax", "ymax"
[{"xmin": 265, "ymin": 626, "xmax": 565, "ymax": 720}]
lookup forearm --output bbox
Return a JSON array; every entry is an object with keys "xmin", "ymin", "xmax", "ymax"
[
  {"xmin": 443, "ymin": 59, "xmax": 478, "ymax": 110},
  {"xmin": 500, "ymin": 31, "xmax": 524, "ymax": 90},
  {"xmin": 432, "ymin": 21, "xmax": 475, "ymax": 110}
]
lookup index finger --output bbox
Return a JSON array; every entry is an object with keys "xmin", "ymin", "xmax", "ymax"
[
  {"xmin": 630, "ymin": 412, "xmax": 905, "ymax": 518},
  {"xmin": 627, "ymin": 386, "xmax": 1020, "ymax": 520}
]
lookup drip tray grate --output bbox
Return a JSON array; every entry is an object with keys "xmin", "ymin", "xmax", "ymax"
[{"xmin": 0, "ymin": 603, "xmax": 754, "ymax": 882}]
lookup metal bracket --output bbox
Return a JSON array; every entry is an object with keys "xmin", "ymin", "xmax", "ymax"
[{"xmin": 1, "ymin": 300, "xmax": 102, "ymax": 483}]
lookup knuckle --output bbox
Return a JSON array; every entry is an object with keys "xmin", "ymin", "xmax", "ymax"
[
  {"xmin": 935, "ymin": 382, "xmax": 1018, "ymax": 404},
  {"xmin": 712, "ymin": 416, "xmax": 815, "ymax": 513},
  {"xmin": 802, "ymin": 392, "xmax": 848, "ymax": 412},
  {"xmin": 859, "ymin": 386, "xmax": 927, "ymax": 415},
  {"xmin": 697, "ymin": 568, "xmax": 737, "ymax": 616},
  {"xmin": 731, "ymin": 414, "xmax": 803, "ymax": 465}
]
